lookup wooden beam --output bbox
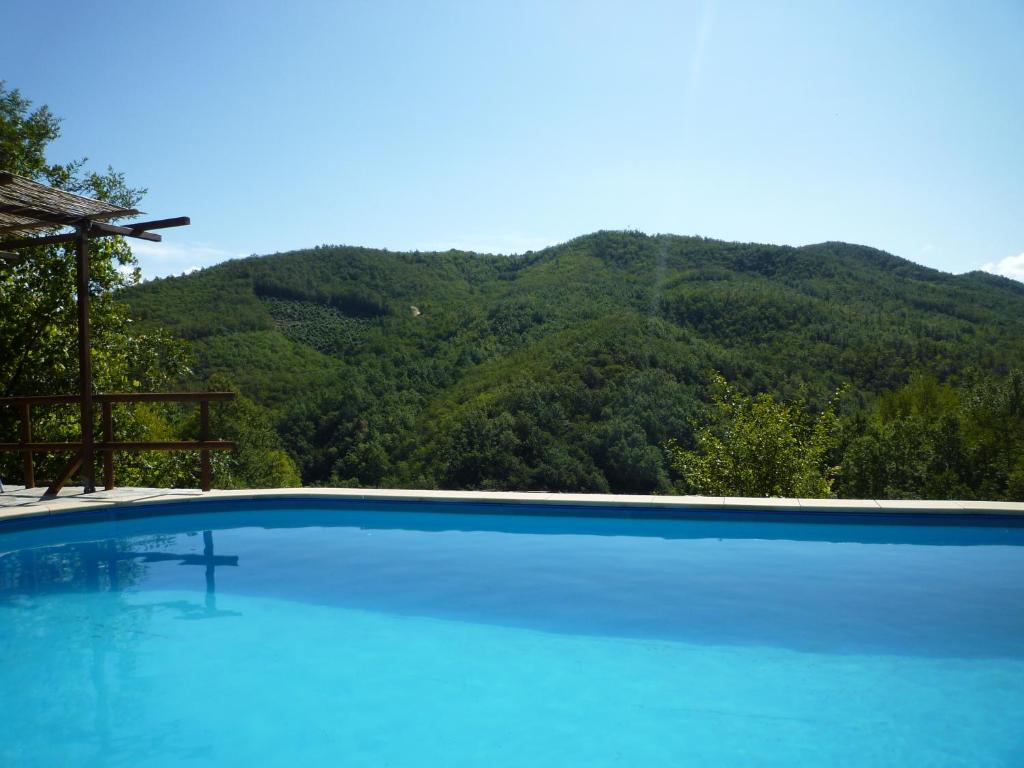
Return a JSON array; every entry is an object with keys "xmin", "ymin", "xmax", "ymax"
[
  {"xmin": 0, "ymin": 216, "xmax": 187, "ymax": 250},
  {"xmin": 75, "ymin": 223, "xmax": 96, "ymax": 494},
  {"xmin": 45, "ymin": 449, "xmax": 85, "ymax": 496},
  {"xmin": 109, "ymin": 392, "xmax": 233, "ymax": 402},
  {"xmin": 0, "ymin": 440, "xmax": 235, "ymax": 451},
  {"xmin": 200, "ymin": 400, "xmax": 211, "ymax": 491},
  {"xmin": 102, "ymin": 401, "xmax": 114, "ymax": 491},
  {"xmin": 0, "ymin": 441, "xmax": 84, "ymax": 451},
  {"xmin": 1, "ymin": 224, "xmax": 164, "ymax": 250},
  {"xmin": 20, "ymin": 402, "xmax": 34, "ymax": 489},
  {"xmin": 97, "ymin": 441, "xmax": 235, "ymax": 451},
  {"xmin": 0, "ymin": 392, "xmax": 236, "ymax": 405},
  {"xmin": 0, "ymin": 395, "xmax": 81, "ymax": 405},
  {"xmin": 0, "ymin": 231, "xmax": 80, "ymax": 249},
  {"xmin": 89, "ymin": 221, "xmax": 162, "ymax": 242},
  {"xmin": 123, "ymin": 216, "xmax": 190, "ymax": 232},
  {"xmin": 0, "ymin": 206, "xmax": 84, "ymax": 232}
]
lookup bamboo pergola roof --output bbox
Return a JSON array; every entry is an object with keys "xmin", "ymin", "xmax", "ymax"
[{"xmin": 0, "ymin": 172, "xmax": 138, "ymax": 235}]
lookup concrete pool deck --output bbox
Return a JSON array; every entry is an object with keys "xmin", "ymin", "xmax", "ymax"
[{"xmin": 1, "ymin": 484, "xmax": 1023, "ymax": 524}]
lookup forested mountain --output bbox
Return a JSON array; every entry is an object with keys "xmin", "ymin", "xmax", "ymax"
[{"xmin": 124, "ymin": 231, "xmax": 1024, "ymax": 498}]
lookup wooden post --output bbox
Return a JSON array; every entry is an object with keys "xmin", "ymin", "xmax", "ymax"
[
  {"xmin": 75, "ymin": 223, "xmax": 96, "ymax": 493},
  {"xmin": 102, "ymin": 401, "xmax": 114, "ymax": 490},
  {"xmin": 200, "ymin": 399, "xmax": 211, "ymax": 492},
  {"xmin": 19, "ymin": 402, "xmax": 34, "ymax": 488}
]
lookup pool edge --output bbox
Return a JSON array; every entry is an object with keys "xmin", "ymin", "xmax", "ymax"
[{"xmin": 2, "ymin": 486, "xmax": 1023, "ymax": 531}]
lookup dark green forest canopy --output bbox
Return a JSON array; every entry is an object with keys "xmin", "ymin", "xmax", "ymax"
[{"xmin": 123, "ymin": 231, "xmax": 1024, "ymax": 497}]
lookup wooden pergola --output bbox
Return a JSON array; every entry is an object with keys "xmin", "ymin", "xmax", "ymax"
[{"xmin": 0, "ymin": 172, "xmax": 234, "ymax": 494}]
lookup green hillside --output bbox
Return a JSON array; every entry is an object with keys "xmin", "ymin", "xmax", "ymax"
[{"xmin": 124, "ymin": 231, "xmax": 1024, "ymax": 497}]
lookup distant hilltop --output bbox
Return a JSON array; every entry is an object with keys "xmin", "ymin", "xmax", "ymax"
[{"xmin": 123, "ymin": 230, "xmax": 1024, "ymax": 494}]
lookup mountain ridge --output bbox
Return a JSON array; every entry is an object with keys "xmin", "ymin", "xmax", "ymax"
[{"xmin": 123, "ymin": 230, "xmax": 1024, "ymax": 492}]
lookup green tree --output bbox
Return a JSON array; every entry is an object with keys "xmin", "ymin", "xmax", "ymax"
[
  {"xmin": 1, "ymin": 82, "xmax": 192, "ymax": 485},
  {"xmin": 197, "ymin": 375, "xmax": 301, "ymax": 489},
  {"xmin": 836, "ymin": 371, "xmax": 1024, "ymax": 501},
  {"xmin": 668, "ymin": 373, "xmax": 841, "ymax": 497},
  {"xmin": 1, "ymin": 82, "xmax": 189, "ymax": 398}
]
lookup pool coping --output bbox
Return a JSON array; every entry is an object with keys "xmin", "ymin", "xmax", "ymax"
[{"xmin": 2, "ymin": 485, "xmax": 1023, "ymax": 525}]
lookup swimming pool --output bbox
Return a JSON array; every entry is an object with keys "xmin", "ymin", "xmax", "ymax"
[{"xmin": 2, "ymin": 498, "xmax": 1023, "ymax": 767}]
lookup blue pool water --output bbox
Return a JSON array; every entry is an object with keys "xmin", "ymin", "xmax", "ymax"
[{"xmin": 1, "ymin": 501, "xmax": 1023, "ymax": 766}]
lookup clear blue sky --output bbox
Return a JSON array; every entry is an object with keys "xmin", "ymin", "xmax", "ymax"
[{"xmin": 3, "ymin": 0, "xmax": 1022, "ymax": 280}]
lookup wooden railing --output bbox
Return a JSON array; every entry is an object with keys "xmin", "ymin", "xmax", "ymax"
[{"xmin": 0, "ymin": 392, "xmax": 235, "ymax": 493}]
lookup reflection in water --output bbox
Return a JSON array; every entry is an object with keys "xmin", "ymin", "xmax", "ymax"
[
  {"xmin": 4, "ymin": 514, "xmax": 1023, "ymax": 659},
  {"xmin": 0, "ymin": 530, "xmax": 239, "ymax": 614},
  {"xmin": 0, "ymin": 531, "xmax": 241, "ymax": 764}
]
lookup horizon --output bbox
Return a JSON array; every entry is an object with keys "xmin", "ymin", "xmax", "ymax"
[
  {"xmin": 130, "ymin": 228, "xmax": 1022, "ymax": 284},
  {"xmin": 3, "ymin": 1, "xmax": 1022, "ymax": 282}
]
